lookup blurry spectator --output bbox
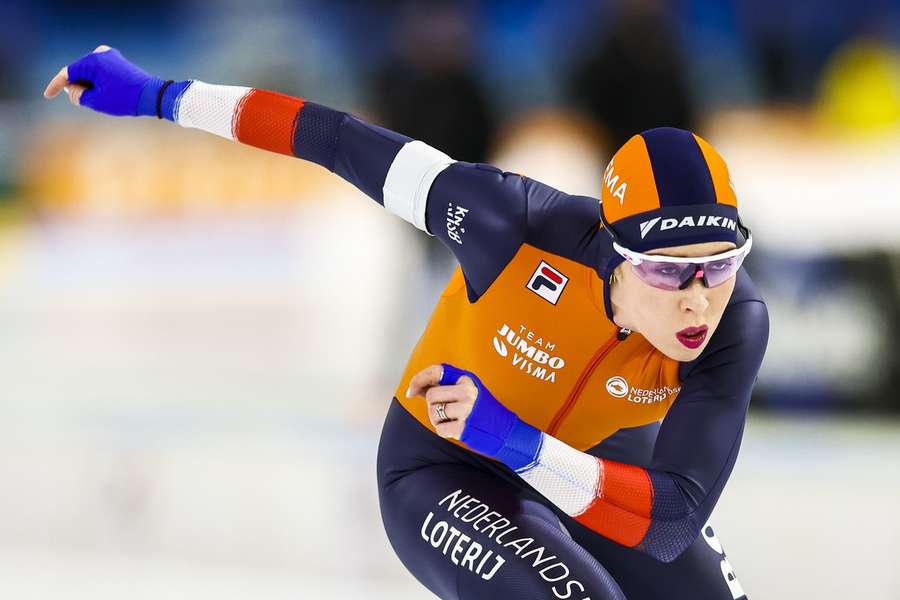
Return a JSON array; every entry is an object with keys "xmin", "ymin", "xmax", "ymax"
[
  {"xmin": 566, "ymin": 0, "xmax": 697, "ymax": 150},
  {"xmin": 366, "ymin": 0, "xmax": 499, "ymax": 370},
  {"xmin": 817, "ymin": 37, "xmax": 900, "ymax": 134},
  {"xmin": 368, "ymin": 0, "xmax": 497, "ymax": 284},
  {"xmin": 737, "ymin": 0, "xmax": 900, "ymax": 104},
  {"xmin": 368, "ymin": 0, "xmax": 497, "ymax": 163}
]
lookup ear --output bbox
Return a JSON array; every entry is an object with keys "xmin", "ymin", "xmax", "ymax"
[
  {"xmin": 608, "ymin": 264, "xmax": 634, "ymax": 331},
  {"xmin": 611, "ymin": 263, "xmax": 626, "ymax": 284}
]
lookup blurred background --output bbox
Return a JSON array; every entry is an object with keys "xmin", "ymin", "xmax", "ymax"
[{"xmin": 2, "ymin": 0, "xmax": 899, "ymax": 598}]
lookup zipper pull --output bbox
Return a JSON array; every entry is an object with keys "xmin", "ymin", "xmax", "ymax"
[{"xmin": 617, "ymin": 327, "xmax": 631, "ymax": 341}]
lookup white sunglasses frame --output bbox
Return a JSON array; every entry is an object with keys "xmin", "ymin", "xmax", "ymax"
[{"xmin": 612, "ymin": 233, "xmax": 753, "ymax": 266}]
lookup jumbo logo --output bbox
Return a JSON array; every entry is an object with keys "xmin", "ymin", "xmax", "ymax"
[{"xmin": 492, "ymin": 323, "xmax": 565, "ymax": 383}]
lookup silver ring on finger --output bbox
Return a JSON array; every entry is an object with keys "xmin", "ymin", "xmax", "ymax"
[{"xmin": 435, "ymin": 402, "xmax": 447, "ymax": 421}]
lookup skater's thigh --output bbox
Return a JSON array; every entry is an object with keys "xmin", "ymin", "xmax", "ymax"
[
  {"xmin": 379, "ymin": 463, "xmax": 625, "ymax": 600},
  {"xmin": 568, "ymin": 517, "xmax": 748, "ymax": 600}
]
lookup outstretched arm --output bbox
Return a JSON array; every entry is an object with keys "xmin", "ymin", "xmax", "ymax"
[
  {"xmin": 44, "ymin": 46, "xmax": 549, "ymax": 298},
  {"xmin": 45, "ymin": 46, "xmax": 438, "ymax": 228},
  {"xmin": 409, "ymin": 299, "xmax": 769, "ymax": 562}
]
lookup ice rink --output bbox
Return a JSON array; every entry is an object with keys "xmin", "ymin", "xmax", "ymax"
[{"xmin": 1, "ymin": 213, "xmax": 897, "ymax": 599}]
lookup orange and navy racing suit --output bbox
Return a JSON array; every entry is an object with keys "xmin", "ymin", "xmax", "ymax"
[{"xmin": 153, "ymin": 80, "xmax": 769, "ymax": 600}]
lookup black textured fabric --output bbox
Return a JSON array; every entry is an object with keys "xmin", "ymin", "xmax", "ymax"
[
  {"xmin": 331, "ymin": 115, "xmax": 410, "ymax": 205},
  {"xmin": 379, "ymin": 400, "xmax": 748, "ymax": 599},
  {"xmin": 291, "ymin": 101, "xmax": 345, "ymax": 171},
  {"xmin": 378, "ymin": 400, "xmax": 626, "ymax": 600}
]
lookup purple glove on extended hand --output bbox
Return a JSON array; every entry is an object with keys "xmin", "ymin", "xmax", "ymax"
[{"xmin": 65, "ymin": 47, "xmax": 165, "ymax": 117}]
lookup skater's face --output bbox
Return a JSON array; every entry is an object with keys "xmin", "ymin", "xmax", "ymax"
[{"xmin": 609, "ymin": 241, "xmax": 737, "ymax": 361}]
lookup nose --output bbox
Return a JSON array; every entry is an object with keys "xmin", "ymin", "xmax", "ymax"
[{"xmin": 680, "ymin": 277, "xmax": 710, "ymax": 314}]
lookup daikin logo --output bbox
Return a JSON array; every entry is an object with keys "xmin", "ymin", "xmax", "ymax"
[
  {"xmin": 639, "ymin": 215, "xmax": 737, "ymax": 239},
  {"xmin": 639, "ymin": 218, "xmax": 662, "ymax": 239}
]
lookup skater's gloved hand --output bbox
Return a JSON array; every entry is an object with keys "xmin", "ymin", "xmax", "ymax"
[
  {"xmin": 406, "ymin": 363, "xmax": 524, "ymax": 461},
  {"xmin": 43, "ymin": 45, "xmax": 165, "ymax": 117}
]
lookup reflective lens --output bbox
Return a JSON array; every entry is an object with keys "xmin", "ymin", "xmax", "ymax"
[{"xmin": 630, "ymin": 253, "xmax": 746, "ymax": 291}]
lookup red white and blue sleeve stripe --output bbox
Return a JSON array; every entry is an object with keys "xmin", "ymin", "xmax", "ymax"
[
  {"xmin": 495, "ymin": 422, "xmax": 700, "ymax": 563},
  {"xmin": 158, "ymin": 80, "xmax": 455, "ymax": 233},
  {"xmin": 156, "ymin": 80, "xmax": 541, "ymax": 299},
  {"xmin": 453, "ymin": 298, "xmax": 769, "ymax": 563}
]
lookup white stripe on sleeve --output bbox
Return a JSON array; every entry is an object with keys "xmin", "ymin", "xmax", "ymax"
[
  {"xmin": 175, "ymin": 81, "xmax": 253, "ymax": 141},
  {"xmin": 382, "ymin": 140, "xmax": 456, "ymax": 233},
  {"xmin": 518, "ymin": 435, "xmax": 601, "ymax": 517}
]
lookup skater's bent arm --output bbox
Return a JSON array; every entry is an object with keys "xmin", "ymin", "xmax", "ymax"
[{"xmin": 411, "ymin": 299, "xmax": 769, "ymax": 562}]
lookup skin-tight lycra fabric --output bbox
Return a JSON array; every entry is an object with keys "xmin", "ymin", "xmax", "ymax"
[{"xmin": 377, "ymin": 400, "xmax": 748, "ymax": 600}]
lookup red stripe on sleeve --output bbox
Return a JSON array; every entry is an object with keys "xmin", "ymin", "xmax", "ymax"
[
  {"xmin": 573, "ymin": 461, "xmax": 655, "ymax": 548},
  {"xmin": 233, "ymin": 89, "xmax": 305, "ymax": 156},
  {"xmin": 575, "ymin": 500, "xmax": 651, "ymax": 547},
  {"xmin": 600, "ymin": 460, "xmax": 654, "ymax": 518}
]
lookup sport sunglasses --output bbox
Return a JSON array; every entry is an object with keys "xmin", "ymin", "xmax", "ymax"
[{"xmin": 599, "ymin": 209, "xmax": 753, "ymax": 291}]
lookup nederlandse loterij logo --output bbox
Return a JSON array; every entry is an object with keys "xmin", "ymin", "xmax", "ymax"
[
  {"xmin": 526, "ymin": 261, "xmax": 568, "ymax": 305},
  {"xmin": 605, "ymin": 376, "xmax": 629, "ymax": 398},
  {"xmin": 606, "ymin": 375, "xmax": 682, "ymax": 404},
  {"xmin": 492, "ymin": 323, "xmax": 565, "ymax": 383},
  {"xmin": 639, "ymin": 215, "xmax": 738, "ymax": 239}
]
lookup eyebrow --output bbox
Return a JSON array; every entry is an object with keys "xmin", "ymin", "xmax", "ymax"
[{"xmin": 646, "ymin": 247, "xmax": 734, "ymax": 258}]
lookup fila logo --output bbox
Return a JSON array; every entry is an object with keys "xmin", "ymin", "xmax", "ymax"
[
  {"xmin": 639, "ymin": 215, "xmax": 737, "ymax": 239},
  {"xmin": 527, "ymin": 261, "xmax": 568, "ymax": 305}
]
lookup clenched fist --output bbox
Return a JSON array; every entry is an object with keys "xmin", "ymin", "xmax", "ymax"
[
  {"xmin": 44, "ymin": 45, "xmax": 166, "ymax": 117},
  {"xmin": 406, "ymin": 364, "xmax": 478, "ymax": 439}
]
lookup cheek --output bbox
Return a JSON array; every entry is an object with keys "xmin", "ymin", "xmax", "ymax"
[{"xmin": 629, "ymin": 286, "xmax": 677, "ymax": 328}]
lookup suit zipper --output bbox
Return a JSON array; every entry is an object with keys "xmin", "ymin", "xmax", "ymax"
[{"xmin": 546, "ymin": 331, "xmax": 624, "ymax": 436}]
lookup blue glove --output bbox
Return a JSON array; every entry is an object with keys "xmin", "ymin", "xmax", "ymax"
[
  {"xmin": 440, "ymin": 363, "xmax": 543, "ymax": 472},
  {"xmin": 66, "ymin": 48, "xmax": 165, "ymax": 117}
]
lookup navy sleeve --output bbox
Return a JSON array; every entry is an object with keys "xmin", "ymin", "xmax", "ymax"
[
  {"xmin": 643, "ymin": 298, "xmax": 769, "ymax": 559},
  {"xmin": 294, "ymin": 105, "xmax": 584, "ymax": 300},
  {"xmin": 424, "ymin": 163, "xmax": 529, "ymax": 299},
  {"xmin": 424, "ymin": 169, "xmax": 605, "ymax": 299},
  {"xmin": 329, "ymin": 114, "xmax": 412, "ymax": 204},
  {"xmin": 589, "ymin": 297, "xmax": 769, "ymax": 561}
]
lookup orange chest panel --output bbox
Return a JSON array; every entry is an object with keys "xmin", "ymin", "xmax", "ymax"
[{"xmin": 395, "ymin": 244, "xmax": 683, "ymax": 451}]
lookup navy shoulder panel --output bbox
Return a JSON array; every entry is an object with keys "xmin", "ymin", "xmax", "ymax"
[
  {"xmin": 427, "ymin": 172, "xmax": 615, "ymax": 301},
  {"xmin": 523, "ymin": 177, "xmax": 609, "ymax": 267},
  {"xmin": 425, "ymin": 162, "xmax": 528, "ymax": 300}
]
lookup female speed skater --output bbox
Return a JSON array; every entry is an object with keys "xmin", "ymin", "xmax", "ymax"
[{"xmin": 45, "ymin": 45, "xmax": 768, "ymax": 599}]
